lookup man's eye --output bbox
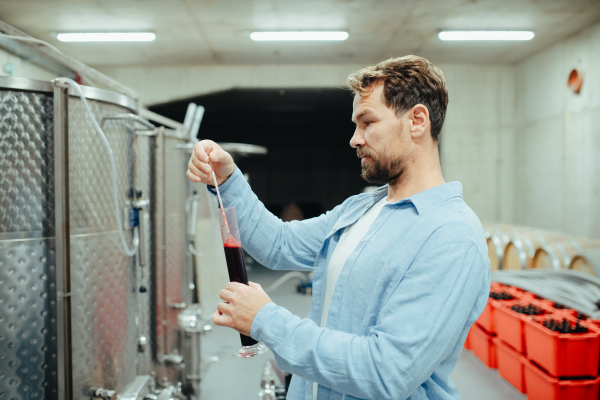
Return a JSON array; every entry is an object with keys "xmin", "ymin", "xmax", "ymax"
[{"xmin": 364, "ymin": 121, "xmax": 371, "ymax": 126}]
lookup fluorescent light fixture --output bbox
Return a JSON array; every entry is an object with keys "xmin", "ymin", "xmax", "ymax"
[
  {"xmin": 56, "ymin": 32, "xmax": 156, "ymax": 42},
  {"xmin": 438, "ymin": 31, "xmax": 534, "ymax": 41},
  {"xmin": 250, "ymin": 31, "xmax": 349, "ymax": 41}
]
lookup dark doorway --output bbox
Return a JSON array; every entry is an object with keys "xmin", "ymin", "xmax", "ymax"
[{"xmin": 149, "ymin": 88, "xmax": 371, "ymax": 218}]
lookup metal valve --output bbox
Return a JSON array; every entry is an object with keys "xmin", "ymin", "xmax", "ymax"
[
  {"xmin": 168, "ymin": 302, "xmax": 187, "ymax": 310},
  {"xmin": 160, "ymin": 350, "xmax": 185, "ymax": 370},
  {"xmin": 138, "ymin": 336, "xmax": 148, "ymax": 353},
  {"xmin": 90, "ymin": 387, "xmax": 117, "ymax": 400}
]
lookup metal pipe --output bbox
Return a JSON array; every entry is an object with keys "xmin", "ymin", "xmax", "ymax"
[
  {"xmin": 160, "ymin": 126, "xmax": 169, "ymax": 356},
  {"xmin": 189, "ymin": 106, "xmax": 205, "ymax": 142},
  {"xmin": 183, "ymin": 103, "xmax": 198, "ymax": 132},
  {"xmin": 53, "ymin": 79, "xmax": 73, "ymax": 400},
  {"xmin": 100, "ymin": 113, "xmax": 155, "ymax": 130}
]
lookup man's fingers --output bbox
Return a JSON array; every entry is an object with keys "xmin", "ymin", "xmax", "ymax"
[
  {"xmin": 225, "ymin": 281, "xmax": 246, "ymax": 291},
  {"xmin": 190, "ymin": 153, "xmax": 213, "ymax": 174},
  {"xmin": 248, "ymin": 281, "xmax": 267, "ymax": 294},
  {"xmin": 216, "ymin": 301, "xmax": 232, "ymax": 315},
  {"xmin": 186, "ymin": 170, "xmax": 202, "ymax": 183},
  {"xmin": 219, "ymin": 288, "xmax": 234, "ymax": 301},
  {"xmin": 212, "ymin": 309, "xmax": 233, "ymax": 327},
  {"xmin": 187, "ymin": 162, "xmax": 205, "ymax": 179},
  {"xmin": 209, "ymin": 149, "xmax": 230, "ymax": 165},
  {"xmin": 193, "ymin": 141, "xmax": 211, "ymax": 163}
]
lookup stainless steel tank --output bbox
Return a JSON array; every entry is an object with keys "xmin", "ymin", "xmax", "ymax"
[
  {"xmin": 0, "ymin": 77, "xmax": 58, "ymax": 400},
  {"xmin": 0, "ymin": 76, "xmax": 197, "ymax": 400}
]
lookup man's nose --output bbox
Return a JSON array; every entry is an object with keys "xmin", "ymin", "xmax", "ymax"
[{"xmin": 350, "ymin": 128, "xmax": 365, "ymax": 148}]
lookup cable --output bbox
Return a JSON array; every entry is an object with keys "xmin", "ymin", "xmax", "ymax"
[
  {"xmin": 0, "ymin": 33, "xmax": 98, "ymax": 87},
  {"xmin": 59, "ymin": 77, "xmax": 139, "ymax": 256},
  {"xmin": 491, "ymin": 269, "xmax": 600, "ymax": 318},
  {"xmin": 187, "ymin": 186, "xmax": 218, "ymax": 257},
  {"xmin": 265, "ymin": 272, "xmax": 309, "ymax": 294}
]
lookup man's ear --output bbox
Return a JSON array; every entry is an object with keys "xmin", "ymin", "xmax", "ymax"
[{"xmin": 408, "ymin": 104, "xmax": 430, "ymax": 140}]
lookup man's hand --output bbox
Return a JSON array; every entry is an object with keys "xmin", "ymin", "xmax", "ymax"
[
  {"xmin": 213, "ymin": 282, "xmax": 273, "ymax": 336},
  {"xmin": 186, "ymin": 140, "xmax": 235, "ymax": 186}
]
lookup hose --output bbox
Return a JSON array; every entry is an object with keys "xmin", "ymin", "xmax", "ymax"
[
  {"xmin": 59, "ymin": 77, "xmax": 139, "ymax": 257},
  {"xmin": 187, "ymin": 186, "xmax": 218, "ymax": 257},
  {"xmin": 491, "ymin": 269, "xmax": 600, "ymax": 318}
]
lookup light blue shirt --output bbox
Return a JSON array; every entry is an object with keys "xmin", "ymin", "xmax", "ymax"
[{"xmin": 211, "ymin": 168, "xmax": 491, "ymax": 400}]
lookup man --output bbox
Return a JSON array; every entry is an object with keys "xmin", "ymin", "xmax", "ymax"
[{"xmin": 187, "ymin": 55, "xmax": 490, "ymax": 400}]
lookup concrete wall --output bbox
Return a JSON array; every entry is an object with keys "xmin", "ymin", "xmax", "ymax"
[
  {"xmin": 441, "ymin": 65, "xmax": 516, "ymax": 225},
  {"xmin": 515, "ymin": 21, "xmax": 600, "ymax": 238}
]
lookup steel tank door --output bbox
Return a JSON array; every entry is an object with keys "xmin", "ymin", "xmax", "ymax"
[
  {"xmin": 0, "ymin": 78, "xmax": 59, "ymax": 400},
  {"xmin": 153, "ymin": 130, "xmax": 194, "ymax": 373}
]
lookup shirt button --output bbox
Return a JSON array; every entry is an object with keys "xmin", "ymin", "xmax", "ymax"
[{"xmin": 366, "ymin": 204, "xmax": 371, "ymax": 209}]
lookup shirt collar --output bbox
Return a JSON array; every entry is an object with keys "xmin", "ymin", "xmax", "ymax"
[{"xmin": 369, "ymin": 181, "xmax": 463, "ymax": 215}]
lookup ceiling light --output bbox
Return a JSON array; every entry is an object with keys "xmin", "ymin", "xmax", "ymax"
[
  {"xmin": 438, "ymin": 31, "xmax": 534, "ymax": 41},
  {"xmin": 250, "ymin": 31, "xmax": 349, "ymax": 41},
  {"xmin": 56, "ymin": 32, "xmax": 156, "ymax": 42}
]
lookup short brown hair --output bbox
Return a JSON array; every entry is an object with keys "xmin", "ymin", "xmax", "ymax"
[{"xmin": 348, "ymin": 55, "xmax": 448, "ymax": 142}]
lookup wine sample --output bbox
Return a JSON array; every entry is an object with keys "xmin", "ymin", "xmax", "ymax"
[
  {"xmin": 218, "ymin": 206, "xmax": 268, "ymax": 358},
  {"xmin": 223, "ymin": 237, "xmax": 258, "ymax": 347}
]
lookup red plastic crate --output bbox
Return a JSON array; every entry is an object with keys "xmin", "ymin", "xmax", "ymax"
[
  {"xmin": 494, "ymin": 300, "xmax": 552, "ymax": 355},
  {"xmin": 524, "ymin": 360, "xmax": 600, "ymax": 400},
  {"xmin": 464, "ymin": 329, "xmax": 472, "ymax": 350},
  {"xmin": 493, "ymin": 301, "xmax": 525, "ymax": 354},
  {"xmin": 476, "ymin": 301, "xmax": 495, "ymax": 333},
  {"xmin": 524, "ymin": 314, "xmax": 600, "ymax": 378},
  {"xmin": 470, "ymin": 323, "xmax": 497, "ymax": 368},
  {"xmin": 494, "ymin": 338, "xmax": 526, "ymax": 393},
  {"xmin": 480, "ymin": 284, "xmax": 525, "ymax": 334}
]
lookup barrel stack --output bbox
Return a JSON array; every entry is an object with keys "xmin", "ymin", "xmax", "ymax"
[{"xmin": 482, "ymin": 224, "xmax": 600, "ymax": 276}]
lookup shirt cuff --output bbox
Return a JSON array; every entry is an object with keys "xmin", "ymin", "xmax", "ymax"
[
  {"xmin": 206, "ymin": 167, "xmax": 245, "ymax": 200},
  {"xmin": 251, "ymin": 302, "xmax": 290, "ymax": 349}
]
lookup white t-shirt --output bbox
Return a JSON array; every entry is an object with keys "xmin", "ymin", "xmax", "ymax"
[{"xmin": 314, "ymin": 196, "xmax": 387, "ymax": 399}]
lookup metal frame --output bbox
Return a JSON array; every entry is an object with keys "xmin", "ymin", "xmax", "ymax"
[
  {"xmin": 0, "ymin": 75, "xmax": 53, "ymax": 92},
  {"xmin": 0, "ymin": 75, "xmax": 138, "ymax": 112},
  {"xmin": 70, "ymin": 85, "xmax": 138, "ymax": 112},
  {"xmin": 54, "ymin": 79, "xmax": 73, "ymax": 400}
]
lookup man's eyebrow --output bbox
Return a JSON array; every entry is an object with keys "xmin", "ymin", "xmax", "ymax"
[{"xmin": 351, "ymin": 110, "xmax": 374, "ymax": 124}]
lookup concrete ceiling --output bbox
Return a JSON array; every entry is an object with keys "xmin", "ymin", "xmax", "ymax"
[{"xmin": 1, "ymin": 0, "xmax": 600, "ymax": 67}]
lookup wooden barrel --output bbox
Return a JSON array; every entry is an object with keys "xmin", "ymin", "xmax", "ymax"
[
  {"xmin": 569, "ymin": 246, "xmax": 600, "ymax": 276},
  {"xmin": 503, "ymin": 231, "xmax": 563, "ymax": 270},
  {"xmin": 485, "ymin": 224, "xmax": 518, "ymax": 270},
  {"xmin": 500, "ymin": 228, "xmax": 542, "ymax": 270},
  {"xmin": 532, "ymin": 237, "xmax": 600, "ymax": 270}
]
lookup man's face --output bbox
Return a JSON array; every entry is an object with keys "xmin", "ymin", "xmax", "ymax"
[{"xmin": 350, "ymin": 82, "xmax": 411, "ymax": 185}]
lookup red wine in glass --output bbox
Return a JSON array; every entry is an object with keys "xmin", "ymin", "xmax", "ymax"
[
  {"xmin": 218, "ymin": 206, "xmax": 268, "ymax": 358},
  {"xmin": 223, "ymin": 237, "xmax": 258, "ymax": 347}
]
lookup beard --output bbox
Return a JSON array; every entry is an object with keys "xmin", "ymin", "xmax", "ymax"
[{"xmin": 357, "ymin": 147, "xmax": 406, "ymax": 185}]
